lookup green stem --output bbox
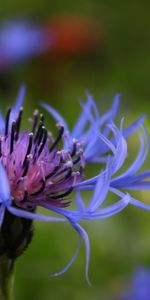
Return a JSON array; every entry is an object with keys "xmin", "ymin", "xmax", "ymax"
[{"xmin": 0, "ymin": 256, "xmax": 14, "ymax": 300}]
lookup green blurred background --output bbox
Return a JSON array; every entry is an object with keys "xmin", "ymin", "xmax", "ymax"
[{"xmin": 1, "ymin": 1, "xmax": 150, "ymax": 299}]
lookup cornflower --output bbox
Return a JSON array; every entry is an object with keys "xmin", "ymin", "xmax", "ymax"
[{"xmin": 0, "ymin": 86, "xmax": 147, "ymax": 285}]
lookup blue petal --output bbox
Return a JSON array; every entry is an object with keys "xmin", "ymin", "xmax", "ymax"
[
  {"xmin": 0, "ymin": 160, "xmax": 11, "ymax": 204},
  {"xmin": 49, "ymin": 235, "xmax": 82, "ymax": 278},
  {"xmin": 40, "ymin": 101, "xmax": 69, "ymax": 132},
  {"xmin": 7, "ymin": 206, "xmax": 65, "ymax": 222},
  {"xmin": 0, "ymin": 204, "xmax": 6, "ymax": 227},
  {"xmin": 83, "ymin": 100, "xmax": 120, "ymax": 158},
  {"xmin": 84, "ymin": 134, "xmax": 102, "ymax": 161},
  {"xmin": 41, "ymin": 203, "xmax": 81, "ymax": 223},
  {"xmin": 111, "ymin": 169, "xmax": 150, "ymax": 189},
  {"xmin": 111, "ymin": 93, "xmax": 120, "ymax": 118},
  {"xmin": 102, "ymin": 93, "xmax": 120, "ymax": 137},
  {"xmin": 72, "ymin": 222, "xmax": 91, "ymax": 286},
  {"xmin": 75, "ymin": 175, "xmax": 99, "ymax": 189},
  {"xmin": 9, "ymin": 85, "xmax": 26, "ymax": 127},
  {"xmin": 13, "ymin": 84, "xmax": 26, "ymax": 113},
  {"xmin": 114, "ymin": 125, "xmax": 149, "ymax": 180},
  {"xmin": 110, "ymin": 187, "xmax": 150, "ymax": 212},
  {"xmin": 123, "ymin": 115, "xmax": 145, "ymax": 138},
  {"xmin": 108, "ymin": 121, "xmax": 127, "ymax": 174},
  {"xmin": 127, "ymin": 170, "xmax": 150, "ymax": 182},
  {"xmin": 84, "ymin": 193, "xmax": 130, "ymax": 220},
  {"xmin": 112, "ymin": 180, "xmax": 150, "ymax": 190},
  {"xmin": 79, "ymin": 99, "xmax": 95, "ymax": 123},
  {"xmin": 86, "ymin": 156, "xmax": 108, "ymax": 163},
  {"xmin": 76, "ymin": 191, "xmax": 86, "ymax": 212},
  {"xmin": 130, "ymin": 196, "xmax": 150, "ymax": 211},
  {"xmin": 71, "ymin": 97, "xmax": 92, "ymax": 139},
  {"xmin": 40, "ymin": 101, "xmax": 69, "ymax": 149},
  {"xmin": 88, "ymin": 117, "xmax": 145, "ymax": 162},
  {"xmin": 86, "ymin": 92, "xmax": 100, "ymax": 119},
  {"xmin": 88, "ymin": 169, "xmax": 110, "ymax": 210},
  {"xmin": 97, "ymin": 131, "xmax": 116, "ymax": 154},
  {"xmin": 0, "ymin": 112, "xmax": 5, "ymax": 133}
]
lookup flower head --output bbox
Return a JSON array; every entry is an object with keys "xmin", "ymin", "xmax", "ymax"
[
  {"xmin": 0, "ymin": 86, "xmax": 148, "ymax": 283},
  {"xmin": 1, "ymin": 110, "xmax": 83, "ymax": 211}
]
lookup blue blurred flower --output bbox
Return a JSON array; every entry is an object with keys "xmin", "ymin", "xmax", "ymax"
[
  {"xmin": 121, "ymin": 267, "xmax": 150, "ymax": 300},
  {"xmin": 0, "ymin": 20, "xmax": 48, "ymax": 69},
  {"xmin": 0, "ymin": 86, "xmax": 148, "ymax": 283}
]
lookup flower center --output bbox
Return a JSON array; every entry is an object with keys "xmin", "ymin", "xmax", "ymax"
[{"xmin": 0, "ymin": 107, "xmax": 84, "ymax": 210}]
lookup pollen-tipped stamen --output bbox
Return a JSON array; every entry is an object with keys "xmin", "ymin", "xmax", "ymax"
[
  {"xmin": 32, "ymin": 110, "xmax": 39, "ymax": 133},
  {"xmin": 15, "ymin": 107, "xmax": 23, "ymax": 141},
  {"xmin": 38, "ymin": 127, "xmax": 48, "ymax": 157},
  {"xmin": 10, "ymin": 121, "xmax": 16, "ymax": 154},
  {"xmin": 22, "ymin": 156, "xmax": 30, "ymax": 177},
  {"xmin": 23, "ymin": 133, "xmax": 33, "ymax": 168},
  {"xmin": 40, "ymin": 114, "xmax": 44, "ymax": 124},
  {"xmin": 49, "ymin": 126, "xmax": 64, "ymax": 152},
  {"xmin": 5, "ymin": 107, "xmax": 11, "ymax": 137},
  {"xmin": 71, "ymin": 141, "xmax": 77, "ymax": 157},
  {"xmin": 34, "ymin": 121, "xmax": 44, "ymax": 144}
]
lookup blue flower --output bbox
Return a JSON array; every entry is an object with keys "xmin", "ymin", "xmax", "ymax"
[
  {"xmin": 0, "ymin": 20, "xmax": 46, "ymax": 69},
  {"xmin": 0, "ymin": 86, "xmax": 147, "ymax": 283},
  {"xmin": 121, "ymin": 267, "xmax": 150, "ymax": 300}
]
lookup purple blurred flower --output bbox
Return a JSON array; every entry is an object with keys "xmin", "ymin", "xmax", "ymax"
[
  {"xmin": 121, "ymin": 267, "xmax": 150, "ymax": 300},
  {"xmin": 0, "ymin": 86, "xmax": 147, "ymax": 283}
]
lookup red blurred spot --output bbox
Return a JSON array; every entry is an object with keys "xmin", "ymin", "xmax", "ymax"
[{"xmin": 43, "ymin": 14, "xmax": 104, "ymax": 55}]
